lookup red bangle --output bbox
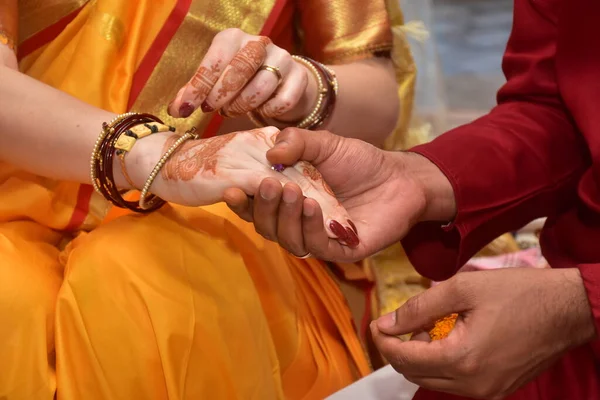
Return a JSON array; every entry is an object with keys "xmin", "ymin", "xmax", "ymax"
[{"xmin": 92, "ymin": 113, "xmax": 166, "ymax": 213}]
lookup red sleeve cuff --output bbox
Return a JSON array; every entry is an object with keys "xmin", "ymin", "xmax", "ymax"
[
  {"xmin": 578, "ymin": 264, "xmax": 600, "ymax": 337},
  {"xmin": 401, "ymin": 132, "xmax": 581, "ymax": 281},
  {"xmin": 401, "ymin": 142, "xmax": 527, "ymax": 282}
]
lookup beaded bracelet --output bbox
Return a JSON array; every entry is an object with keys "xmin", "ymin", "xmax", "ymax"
[
  {"xmin": 90, "ymin": 112, "xmax": 167, "ymax": 213},
  {"xmin": 291, "ymin": 56, "xmax": 337, "ymax": 130},
  {"xmin": 297, "ymin": 58, "xmax": 338, "ymax": 130},
  {"xmin": 139, "ymin": 127, "xmax": 199, "ymax": 210},
  {"xmin": 248, "ymin": 55, "xmax": 338, "ymax": 130}
]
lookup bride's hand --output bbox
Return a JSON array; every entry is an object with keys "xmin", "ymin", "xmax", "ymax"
[
  {"xmin": 167, "ymin": 28, "xmax": 314, "ymax": 122},
  {"xmin": 126, "ymin": 127, "xmax": 357, "ymax": 245}
]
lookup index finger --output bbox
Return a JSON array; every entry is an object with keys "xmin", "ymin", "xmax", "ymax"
[
  {"xmin": 168, "ymin": 32, "xmax": 242, "ymax": 117},
  {"xmin": 371, "ymin": 322, "xmax": 457, "ymax": 378}
]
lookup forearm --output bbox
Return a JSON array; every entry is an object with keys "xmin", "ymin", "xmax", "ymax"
[
  {"xmin": 0, "ymin": 65, "xmax": 119, "ymax": 184},
  {"xmin": 321, "ymin": 58, "xmax": 399, "ymax": 146},
  {"xmin": 272, "ymin": 57, "xmax": 398, "ymax": 146}
]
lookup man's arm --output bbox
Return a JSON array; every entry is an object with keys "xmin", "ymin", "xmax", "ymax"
[{"xmin": 402, "ymin": 0, "xmax": 589, "ymax": 281}]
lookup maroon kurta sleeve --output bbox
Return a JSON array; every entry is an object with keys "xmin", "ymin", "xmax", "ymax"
[{"xmin": 401, "ymin": 0, "xmax": 589, "ymax": 282}]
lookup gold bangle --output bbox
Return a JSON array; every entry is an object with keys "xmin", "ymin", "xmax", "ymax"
[
  {"xmin": 291, "ymin": 56, "xmax": 327, "ymax": 129},
  {"xmin": 247, "ymin": 109, "xmax": 268, "ymax": 127},
  {"xmin": 115, "ymin": 122, "xmax": 176, "ymax": 189},
  {"xmin": 0, "ymin": 30, "xmax": 16, "ymax": 53},
  {"xmin": 91, "ymin": 112, "xmax": 168, "ymax": 213},
  {"xmin": 294, "ymin": 56, "xmax": 338, "ymax": 130},
  {"xmin": 90, "ymin": 112, "xmax": 137, "ymax": 196},
  {"xmin": 139, "ymin": 127, "xmax": 200, "ymax": 210}
]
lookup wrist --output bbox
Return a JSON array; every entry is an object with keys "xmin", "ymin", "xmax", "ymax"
[
  {"xmin": 400, "ymin": 151, "xmax": 457, "ymax": 223},
  {"xmin": 117, "ymin": 132, "xmax": 174, "ymax": 196},
  {"xmin": 559, "ymin": 268, "xmax": 597, "ymax": 346}
]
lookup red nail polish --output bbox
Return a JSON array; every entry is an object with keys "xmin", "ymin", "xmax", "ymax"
[
  {"xmin": 345, "ymin": 227, "xmax": 360, "ymax": 248},
  {"xmin": 348, "ymin": 220, "xmax": 358, "ymax": 235},
  {"xmin": 201, "ymin": 101, "xmax": 214, "ymax": 113},
  {"xmin": 179, "ymin": 102, "xmax": 195, "ymax": 118},
  {"xmin": 329, "ymin": 220, "xmax": 349, "ymax": 242}
]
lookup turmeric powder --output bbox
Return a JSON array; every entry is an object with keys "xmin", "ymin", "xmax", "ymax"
[{"xmin": 429, "ymin": 314, "xmax": 458, "ymax": 340}]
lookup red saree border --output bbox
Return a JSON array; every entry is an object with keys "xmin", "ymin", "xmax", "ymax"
[
  {"xmin": 65, "ymin": 0, "xmax": 289, "ymax": 232},
  {"xmin": 17, "ymin": 5, "xmax": 86, "ymax": 61},
  {"xmin": 64, "ymin": 184, "xmax": 94, "ymax": 231},
  {"xmin": 127, "ymin": 0, "xmax": 193, "ymax": 110}
]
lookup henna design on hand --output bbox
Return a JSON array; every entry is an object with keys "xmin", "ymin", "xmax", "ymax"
[
  {"xmin": 246, "ymin": 127, "xmax": 277, "ymax": 147},
  {"xmin": 216, "ymin": 37, "xmax": 271, "ymax": 102},
  {"xmin": 160, "ymin": 128, "xmax": 274, "ymax": 182},
  {"xmin": 259, "ymin": 102, "xmax": 291, "ymax": 118},
  {"xmin": 191, "ymin": 61, "xmax": 222, "ymax": 102},
  {"xmin": 226, "ymin": 91, "xmax": 260, "ymax": 117},
  {"xmin": 302, "ymin": 163, "xmax": 336, "ymax": 197},
  {"xmin": 161, "ymin": 134, "xmax": 236, "ymax": 181}
]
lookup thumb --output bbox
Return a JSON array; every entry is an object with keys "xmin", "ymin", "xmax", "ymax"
[
  {"xmin": 267, "ymin": 128, "xmax": 341, "ymax": 167},
  {"xmin": 376, "ymin": 278, "xmax": 470, "ymax": 336}
]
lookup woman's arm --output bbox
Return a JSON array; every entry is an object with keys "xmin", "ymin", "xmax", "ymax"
[
  {"xmin": 284, "ymin": 57, "xmax": 399, "ymax": 147},
  {"xmin": 0, "ymin": 1, "xmax": 137, "ymax": 185},
  {"xmin": 0, "ymin": 64, "xmax": 125, "ymax": 184}
]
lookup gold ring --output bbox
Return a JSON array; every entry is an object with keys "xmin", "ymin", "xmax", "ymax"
[
  {"xmin": 259, "ymin": 65, "xmax": 283, "ymax": 87},
  {"xmin": 295, "ymin": 252, "xmax": 312, "ymax": 259}
]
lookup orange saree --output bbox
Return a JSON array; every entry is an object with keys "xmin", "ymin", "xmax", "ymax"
[{"xmin": 0, "ymin": 0, "xmax": 418, "ymax": 398}]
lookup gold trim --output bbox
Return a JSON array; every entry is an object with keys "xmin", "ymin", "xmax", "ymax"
[{"xmin": 18, "ymin": 0, "xmax": 90, "ymax": 44}]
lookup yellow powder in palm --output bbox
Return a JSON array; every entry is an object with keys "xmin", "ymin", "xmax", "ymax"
[{"xmin": 429, "ymin": 314, "xmax": 458, "ymax": 340}]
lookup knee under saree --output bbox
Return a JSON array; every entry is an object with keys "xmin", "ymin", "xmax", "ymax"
[{"xmin": 1, "ymin": 0, "xmax": 419, "ymax": 398}]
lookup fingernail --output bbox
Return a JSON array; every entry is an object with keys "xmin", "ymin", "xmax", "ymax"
[
  {"xmin": 282, "ymin": 188, "xmax": 298, "ymax": 204},
  {"xmin": 201, "ymin": 101, "xmax": 214, "ymax": 113},
  {"xmin": 345, "ymin": 227, "xmax": 360, "ymax": 248},
  {"xmin": 260, "ymin": 185, "xmax": 277, "ymax": 201},
  {"xmin": 348, "ymin": 220, "xmax": 358, "ymax": 235},
  {"xmin": 274, "ymin": 140, "xmax": 289, "ymax": 149},
  {"xmin": 179, "ymin": 102, "xmax": 195, "ymax": 118},
  {"xmin": 329, "ymin": 220, "xmax": 349, "ymax": 242},
  {"xmin": 369, "ymin": 320, "xmax": 377, "ymax": 333},
  {"xmin": 303, "ymin": 201, "xmax": 315, "ymax": 217},
  {"xmin": 377, "ymin": 311, "xmax": 397, "ymax": 329}
]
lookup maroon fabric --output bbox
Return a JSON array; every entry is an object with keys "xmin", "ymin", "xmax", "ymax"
[{"xmin": 402, "ymin": 0, "xmax": 600, "ymax": 398}]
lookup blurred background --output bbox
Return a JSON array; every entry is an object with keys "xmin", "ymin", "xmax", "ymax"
[{"xmin": 400, "ymin": 0, "xmax": 513, "ymax": 137}]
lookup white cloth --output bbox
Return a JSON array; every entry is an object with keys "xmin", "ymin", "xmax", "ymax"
[{"xmin": 326, "ymin": 365, "xmax": 419, "ymax": 400}]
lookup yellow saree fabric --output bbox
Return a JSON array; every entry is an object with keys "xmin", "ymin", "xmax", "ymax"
[{"xmin": 1, "ymin": 0, "xmax": 385, "ymax": 399}]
